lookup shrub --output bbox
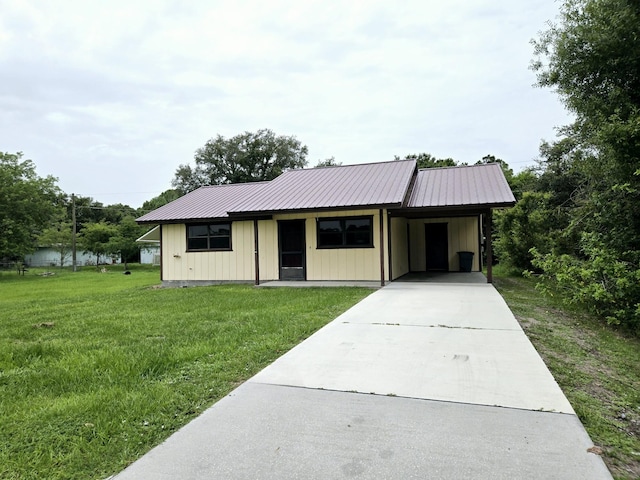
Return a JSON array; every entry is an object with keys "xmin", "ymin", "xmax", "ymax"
[{"xmin": 532, "ymin": 233, "xmax": 640, "ymax": 332}]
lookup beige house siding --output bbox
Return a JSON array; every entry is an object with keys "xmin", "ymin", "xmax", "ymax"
[
  {"xmin": 161, "ymin": 222, "xmax": 255, "ymax": 281},
  {"xmin": 257, "ymin": 219, "xmax": 277, "ymax": 282},
  {"xmin": 258, "ymin": 209, "xmax": 388, "ymax": 282},
  {"xmin": 161, "ymin": 209, "xmax": 397, "ymax": 283},
  {"xmin": 390, "ymin": 217, "xmax": 409, "ymax": 280},
  {"xmin": 409, "ymin": 216, "xmax": 480, "ymax": 272}
]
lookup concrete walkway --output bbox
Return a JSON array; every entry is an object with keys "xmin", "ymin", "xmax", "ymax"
[{"xmin": 113, "ymin": 282, "xmax": 612, "ymax": 479}]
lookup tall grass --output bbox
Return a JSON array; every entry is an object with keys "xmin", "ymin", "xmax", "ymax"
[{"xmin": 0, "ymin": 266, "xmax": 371, "ymax": 479}]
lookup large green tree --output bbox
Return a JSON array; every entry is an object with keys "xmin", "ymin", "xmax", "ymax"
[
  {"xmin": 139, "ymin": 189, "xmax": 181, "ymax": 214},
  {"xmin": 79, "ymin": 221, "xmax": 119, "ymax": 266},
  {"xmin": 529, "ymin": 0, "xmax": 640, "ymax": 330},
  {"xmin": 107, "ymin": 216, "xmax": 143, "ymax": 269},
  {"xmin": 0, "ymin": 152, "xmax": 62, "ymax": 261},
  {"xmin": 172, "ymin": 129, "xmax": 309, "ymax": 192}
]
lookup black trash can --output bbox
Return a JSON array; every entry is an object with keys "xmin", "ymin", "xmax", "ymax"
[{"xmin": 458, "ymin": 251, "xmax": 474, "ymax": 272}]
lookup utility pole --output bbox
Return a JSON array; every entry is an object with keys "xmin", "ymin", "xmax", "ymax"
[{"xmin": 71, "ymin": 193, "xmax": 77, "ymax": 272}]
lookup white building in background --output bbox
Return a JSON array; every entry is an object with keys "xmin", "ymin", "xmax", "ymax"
[
  {"xmin": 137, "ymin": 226, "xmax": 161, "ymax": 265},
  {"xmin": 24, "ymin": 248, "xmax": 118, "ymax": 267}
]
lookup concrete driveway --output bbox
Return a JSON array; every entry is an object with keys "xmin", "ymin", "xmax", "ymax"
[{"xmin": 113, "ymin": 281, "xmax": 612, "ymax": 479}]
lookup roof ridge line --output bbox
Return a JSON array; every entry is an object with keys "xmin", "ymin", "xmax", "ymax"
[
  {"xmin": 294, "ymin": 158, "xmax": 416, "ymax": 172},
  {"xmin": 201, "ymin": 180, "xmax": 272, "ymax": 189}
]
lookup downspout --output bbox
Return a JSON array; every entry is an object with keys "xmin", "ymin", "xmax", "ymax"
[
  {"xmin": 254, "ymin": 219, "xmax": 260, "ymax": 286},
  {"xmin": 159, "ymin": 225, "xmax": 164, "ymax": 282},
  {"xmin": 379, "ymin": 209, "xmax": 385, "ymax": 287},
  {"xmin": 478, "ymin": 215, "xmax": 483, "ymax": 272},
  {"xmin": 387, "ymin": 211, "xmax": 393, "ymax": 282},
  {"xmin": 486, "ymin": 209, "xmax": 493, "ymax": 284},
  {"xmin": 407, "ymin": 223, "xmax": 411, "ymax": 272}
]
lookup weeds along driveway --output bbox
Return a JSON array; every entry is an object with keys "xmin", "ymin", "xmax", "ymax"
[{"xmin": 114, "ymin": 281, "xmax": 612, "ymax": 480}]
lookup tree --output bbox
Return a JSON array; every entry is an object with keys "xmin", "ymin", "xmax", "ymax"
[
  {"xmin": 79, "ymin": 221, "xmax": 119, "ymax": 266},
  {"xmin": 37, "ymin": 219, "xmax": 73, "ymax": 267},
  {"xmin": 108, "ymin": 216, "xmax": 143, "ymax": 269},
  {"xmin": 67, "ymin": 195, "xmax": 104, "ymax": 232},
  {"xmin": 0, "ymin": 152, "xmax": 62, "ymax": 261},
  {"xmin": 315, "ymin": 157, "xmax": 342, "ymax": 168},
  {"xmin": 530, "ymin": 0, "xmax": 640, "ymax": 330},
  {"xmin": 172, "ymin": 129, "xmax": 309, "ymax": 192},
  {"xmin": 475, "ymin": 155, "xmax": 514, "ymax": 184},
  {"xmin": 532, "ymin": 0, "xmax": 640, "ymax": 185},
  {"xmin": 139, "ymin": 189, "xmax": 181, "ymax": 214},
  {"xmin": 395, "ymin": 153, "xmax": 459, "ymax": 169},
  {"xmin": 102, "ymin": 203, "xmax": 138, "ymax": 225}
]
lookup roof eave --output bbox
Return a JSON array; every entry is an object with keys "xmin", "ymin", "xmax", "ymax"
[
  {"xmin": 137, "ymin": 214, "xmax": 274, "ymax": 225},
  {"xmin": 390, "ymin": 201, "xmax": 516, "ymax": 217},
  {"xmin": 227, "ymin": 203, "xmax": 404, "ymax": 217}
]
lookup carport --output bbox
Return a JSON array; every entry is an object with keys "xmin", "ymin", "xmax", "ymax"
[{"xmin": 388, "ymin": 165, "xmax": 515, "ymax": 283}]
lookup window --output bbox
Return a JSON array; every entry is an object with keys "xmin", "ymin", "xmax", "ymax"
[
  {"xmin": 187, "ymin": 223, "xmax": 231, "ymax": 251},
  {"xmin": 317, "ymin": 216, "xmax": 373, "ymax": 248}
]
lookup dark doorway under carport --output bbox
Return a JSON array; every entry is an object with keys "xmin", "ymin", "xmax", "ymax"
[{"xmin": 424, "ymin": 223, "xmax": 449, "ymax": 271}]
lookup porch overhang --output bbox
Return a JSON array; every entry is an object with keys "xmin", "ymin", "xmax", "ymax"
[{"xmin": 389, "ymin": 202, "xmax": 514, "ymax": 218}]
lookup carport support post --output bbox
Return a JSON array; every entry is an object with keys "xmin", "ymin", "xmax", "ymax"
[
  {"xmin": 71, "ymin": 193, "xmax": 77, "ymax": 272},
  {"xmin": 379, "ymin": 209, "xmax": 385, "ymax": 287},
  {"xmin": 254, "ymin": 219, "xmax": 260, "ymax": 286},
  {"xmin": 486, "ymin": 209, "xmax": 493, "ymax": 284}
]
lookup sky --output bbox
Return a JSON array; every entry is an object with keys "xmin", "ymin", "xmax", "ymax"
[{"xmin": 0, "ymin": 0, "xmax": 571, "ymax": 209}]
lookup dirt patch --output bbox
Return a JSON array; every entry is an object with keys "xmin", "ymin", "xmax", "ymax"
[{"xmin": 32, "ymin": 322, "xmax": 55, "ymax": 328}]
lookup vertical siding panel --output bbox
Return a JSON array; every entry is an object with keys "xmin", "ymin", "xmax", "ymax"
[
  {"xmin": 305, "ymin": 219, "xmax": 314, "ymax": 280},
  {"xmin": 259, "ymin": 220, "xmax": 277, "ymax": 281},
  {"xmin": 391, "ymin": 217, "xmax": 408, "ymax": 279},
  {"xmin": 244, "ymin": 222, "xmax": 251, "ymax": 280},
  {"xmin": 166, "ymin": 224, "xmax": 172, "ymax": 280},
  {"xmin": 228, "ymin": 223, "xmax": 238, "ymax": 279},
  {"xmin": 165, "ymin": 224, "xmax": 186, "ymax": 280}
]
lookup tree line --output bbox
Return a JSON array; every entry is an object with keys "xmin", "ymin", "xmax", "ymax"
[
  {"xmin": 0, "ymin": 151, "xmax": 150, "ymax": 269},
  {"xmin": 0, "ymin": 129, "xmax": 339, "ymax": 269}
]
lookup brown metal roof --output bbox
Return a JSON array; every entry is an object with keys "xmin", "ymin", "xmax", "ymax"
[
  {"xmin": 406, "ymin": 163, "xmax": 516, "ymax": 208},
  {"xmin": 137, "ymin": 161, "xmax": 516, "ymax": 224},
  {"xmin": 227, "ymin": 159, "xmax": 417, "ymax": 214},
  {"xmin": 136, "ymin": 181, "xmax": 269, "ymax": 224}
]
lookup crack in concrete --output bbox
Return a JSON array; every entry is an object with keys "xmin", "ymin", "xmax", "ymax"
[{"xmin": 342, "ymin": 321, "xmax": 518, "ymax": 331}]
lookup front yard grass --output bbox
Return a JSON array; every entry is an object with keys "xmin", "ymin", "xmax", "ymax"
[
  {"xmin": 0, "ymin": 265, "xmax": 371, "ymax": 479},
  {"xmin": 494, "ymin": 271, "xmax": 640, "ymax": 480}
]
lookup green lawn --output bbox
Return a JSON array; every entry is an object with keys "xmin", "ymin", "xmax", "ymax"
[
  {"xmin": 0, "ymin": 265, "xmax": 372, "ymax": 480},
  {"xmin": 494, "ymin": 270, "xmax": 640, "ymax": 480}
]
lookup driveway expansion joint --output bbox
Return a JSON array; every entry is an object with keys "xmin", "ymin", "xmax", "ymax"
[{"xmin": 248, "ymin": 381, "xmax": 578, "ymax": 417}]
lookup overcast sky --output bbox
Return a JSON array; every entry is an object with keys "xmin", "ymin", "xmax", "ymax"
[{"xmin": 1, "ymin": 0, "xmax": 570, "ymax": 209}]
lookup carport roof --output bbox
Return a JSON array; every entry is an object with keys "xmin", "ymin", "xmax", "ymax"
[{"xmin": 406, "ymin": 163, "xmax": 516, "ymax": 208}]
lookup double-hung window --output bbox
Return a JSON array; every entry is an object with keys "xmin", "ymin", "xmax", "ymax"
[
  {"xmin": 187, "ymin": 223, "xmax": 232, "ymax": 251},
  {"xmin": 317, "ymin": 216, "xmax": 373, "ymax": 248}
]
